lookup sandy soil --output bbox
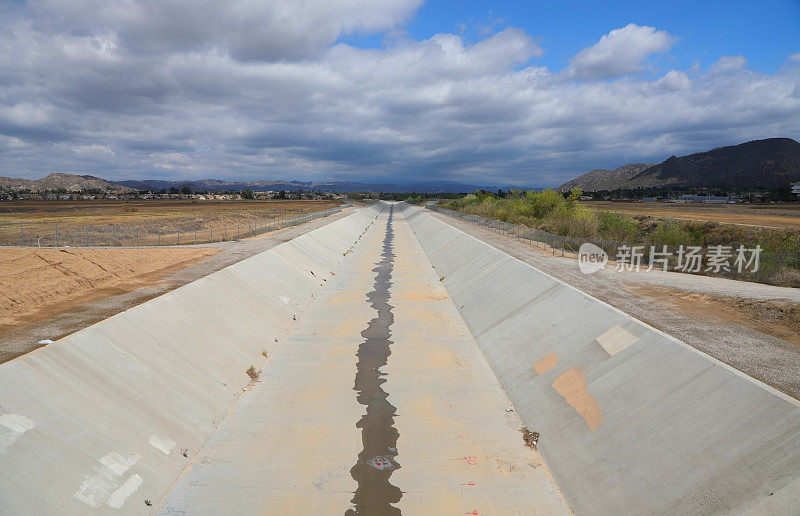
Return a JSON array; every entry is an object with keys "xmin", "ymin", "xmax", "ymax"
[
  {"xmin": 584, "ymin": 201, "xmax": 800, "ymax": 229},
  {"xmin": 0, "ymin": 247, "xmax": 218, "ymax": 330},
  {"xmin": 625, "ymin": 285, "xmax": 800, "ymax": 347}
]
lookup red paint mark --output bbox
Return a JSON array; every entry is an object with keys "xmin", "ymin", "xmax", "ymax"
[
  {"xmin": 465, "ymin": 511, "xmax": 479, "ymax": 515},
  {"xmin": 457, "ymin": 435, "xmax": 464, "ymax": 440},
  {"xmin": 460, "ymin": 481, "xmax": 476, "ymax": 486},
  {"xmin": 450, "ymin": 456, "xmax": 478, "ymax": 465}
]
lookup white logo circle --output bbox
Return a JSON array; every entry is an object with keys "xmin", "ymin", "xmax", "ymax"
[{"xmin": 578, "ymin": 243, "xmax": 608, "ymax": 274}]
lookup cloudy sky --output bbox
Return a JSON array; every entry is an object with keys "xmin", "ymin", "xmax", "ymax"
[{"xmin": 1, "ymin": 0, "xmax": 799, "ymax": 187}]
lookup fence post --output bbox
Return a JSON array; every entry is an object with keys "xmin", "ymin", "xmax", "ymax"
[
  {"xmin": 195, "ymin": 223, "xmax": 197, "ymax": 244},
  {"xmin": 177, "ymin": 225, "xmax": 180, "ymax": 245},
  {"xmin": 210, "ymin": 225, "xmax": 212, "ymax": 242},
  {"xmin": 113, "ymin": 225, "xmax": 116, "ymax": 246},
  {"xmin": 56, "ymin": 222, "xmax": 59, "ymax": 247},
  {"xmin": 20, "ymin": 221, "xmax": 23, "ymax": 246},
  {"xmin": 86, "ymin": 225, "xmax": 89, "ymax": 247},
  {"xmin": 137, "ymin": 226, "xmax": 140, "ymax": 248},
  {"xmin": 158, "ymin": 227, "xmax": 161, "ymax": 246}
]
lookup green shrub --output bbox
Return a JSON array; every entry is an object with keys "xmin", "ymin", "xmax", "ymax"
[{"xmin": 597, "ymin": 212, "xmax": 639, "ymax": 242}]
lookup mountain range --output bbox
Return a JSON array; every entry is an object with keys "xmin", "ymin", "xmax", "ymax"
[
  {"xmin": 115, "ymin": 179, "xmax": 496, "ymax": 194},
  {"xmin": 557, "ymin": 138, "xmax": 800, "ymax": 192},
  {"xmin": 0, "ymin": 174, "xmax": 495, "ymax": 194},
  {"xmin": 0, "ymin": 173, "xmax": 137, "ymax": 193}
]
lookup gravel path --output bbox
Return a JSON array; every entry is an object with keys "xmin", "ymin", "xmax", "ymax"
[
  {"xmin": 1, "ymin": 209, "xmax": 354, "ymax": 363},
  {"xmin": 428, "ymin": 210, "xmax": 800, "ymax": 399}
]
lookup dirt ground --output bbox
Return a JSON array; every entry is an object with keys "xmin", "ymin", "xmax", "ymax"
[
  {"xmin": 584, "ymin": 201, "xmax": 800, "ymax": 229},
  {"xmin": 625, "ymin": 285, "xmax": 800, "ymax": 347},
  {"xmin": 0, "ymin": 199, "xmax": 340, "ymax": 245},
  {"xmin": 0, "ymin": 247, "xmax": 218, "ymax": 333},
  {"xmin": 0, "ymin": 199, "xmax": 339, "ymax": 225}
]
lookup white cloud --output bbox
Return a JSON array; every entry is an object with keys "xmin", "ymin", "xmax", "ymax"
[
  {"xmin": 566, "ymin": 23, "xmax": 676, "ymax": 80},
  {"xmin": 28, "ymin": 0, "xmax": 424, "ymax": 61},
  {"xmin": 72, "ymin": 144, "xmax": 115, "ymax": 156},
  {"xmin": 0, "ymin": 9, "xmax": 797, "ymax": 187},
  {"xmin": 646, "ymin": 70, "xmax": 691, "ymax": 93},
  {"xmin": 709, "ymin": 55, "xmax": 747, "ymax": 74}
]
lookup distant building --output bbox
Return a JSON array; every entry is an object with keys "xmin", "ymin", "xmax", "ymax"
[
  {"xmin": 792, "ymin": 182, "xmax": 800, "ymax": 195},
  {"xmin": 641, "ymin": 197, "xmax": 659, "ymax": 202},
  {"xmin": 677, "ymin": 194, "xmax": 730, "ymax": 203}
]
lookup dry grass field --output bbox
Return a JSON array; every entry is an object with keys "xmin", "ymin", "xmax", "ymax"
[
  {"xmin": 0, "ymin": 199, "xmax": 341, "ymax": 246},
  {"xmin": 584, "ymin": 201, "xmax": 800, "ymax": 229},
  {"xmin": 0, "ymin": 198, "xmax": 339, "ymax": 225}
]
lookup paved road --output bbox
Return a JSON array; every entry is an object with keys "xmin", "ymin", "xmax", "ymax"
[{"xmin": 156, "ymin": 207, "xmax": 570, "ymax": 514}]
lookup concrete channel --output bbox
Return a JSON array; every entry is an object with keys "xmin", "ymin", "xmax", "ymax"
[{"xmin": 1, "ymin": 202, "xmax": 799, "ymax": 514}]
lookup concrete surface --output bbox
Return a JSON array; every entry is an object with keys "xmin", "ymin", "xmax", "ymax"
[
  {"xmin": 0, "ymin": 203, "xmax": 569, "ymax": 515},
  {"xmin": 0, "ymin": 204, "xmax": 383, "ymax": 514},
  {"xmin": 3, "ymin": 200, "xmax": 799, "ymax": 514},
  {"xmin": 402, "ymin": 202, "xmax": 800, "ymax": 514},
  {"xmin": 426, "ymin": 208, "xmax": 800, "ymax": 401},
  {"xmin": 156, "ymin": 206, "xmax": 570, "ymax": 514}
]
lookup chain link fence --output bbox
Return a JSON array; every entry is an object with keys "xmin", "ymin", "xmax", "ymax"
[
  {"xmin": 1, "ymin": 206, "xmax": 343, "ymax": 248},
  {"xmin": 427, "ymin": 204, "xmax": 800, "ymax": 286}
]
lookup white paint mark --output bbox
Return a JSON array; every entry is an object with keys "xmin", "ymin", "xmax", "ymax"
[
  {"xmin": 74, "ymin": 451, "xmax": 139, "ymax": 508},
  {"xmin": 99, "ymin": 451, "xmax": 139, "ymax": 476},
  {"xmin": 0, "ymin": 414, "xmax": 35, "ymax": 452},
  {"xmin": 107, "ymin": 474, "xmax": 143, "ymax": 509},
  {"xmin": 596, "ymin": 325, "xmax": 639, "ymax": 356},
  {"xmin": 37, "ymin": 339, "xmax": 54, "ymax": 345},
  {"xmin": 149, "ymin": 434, "xmax": 176, "ymax": 455},
  {"xmin": 280, "ymin": 295, "xmax": 290, "ymax": 304},
  {"xmin": 0, "ymin": 414, "xmax": 35, "ymax": 434},
  {"xmin": 75, "ymin": 473, "xmax": 116, "ymax": 508}
]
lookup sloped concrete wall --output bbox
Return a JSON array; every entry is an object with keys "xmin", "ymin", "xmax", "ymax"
[
  {"xmin": 0, "ymin": 205, "xmax": 383, "ymax": 515},
  {"xmin": 403, "ymin": 203, "xmax": 800, "ymax": 515}
]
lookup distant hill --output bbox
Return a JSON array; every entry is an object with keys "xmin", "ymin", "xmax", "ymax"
[
  {"xmin": 117, "ymin": 178, "xmax": 495, "ymax": 194},
  {"xmin": 0, "ymin": 173, "xmax": 136, "ymax": 193},
  {"xmin": 557, "ymin": 163, "xmax": 655, "ymax": 192},
  {"xmin": 557, "ymin": 138, "xmax": 800, "ymax": 192}
]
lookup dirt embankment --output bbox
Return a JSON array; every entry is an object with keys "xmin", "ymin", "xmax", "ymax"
[
  {"xmin": 627, "ymin": 285, "xmax": 800, "ymax": 347},
  {"xmin": 0, "ymin": 247, "xmax": 218, "ymax": 333}
]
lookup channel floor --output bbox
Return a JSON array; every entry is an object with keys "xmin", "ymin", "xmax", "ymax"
[{"xmin": 156, "ymin": 208, "xmax": 570, "ymax": 515}]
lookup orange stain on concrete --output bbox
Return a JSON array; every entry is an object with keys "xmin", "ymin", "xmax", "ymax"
[
  {"xmin": 551, "ymin": 367, "xmax": 603, "ymax": 430},
  {"xmin": 533, "ymin": 352, "xmax": 558, "ymax": 375}
]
